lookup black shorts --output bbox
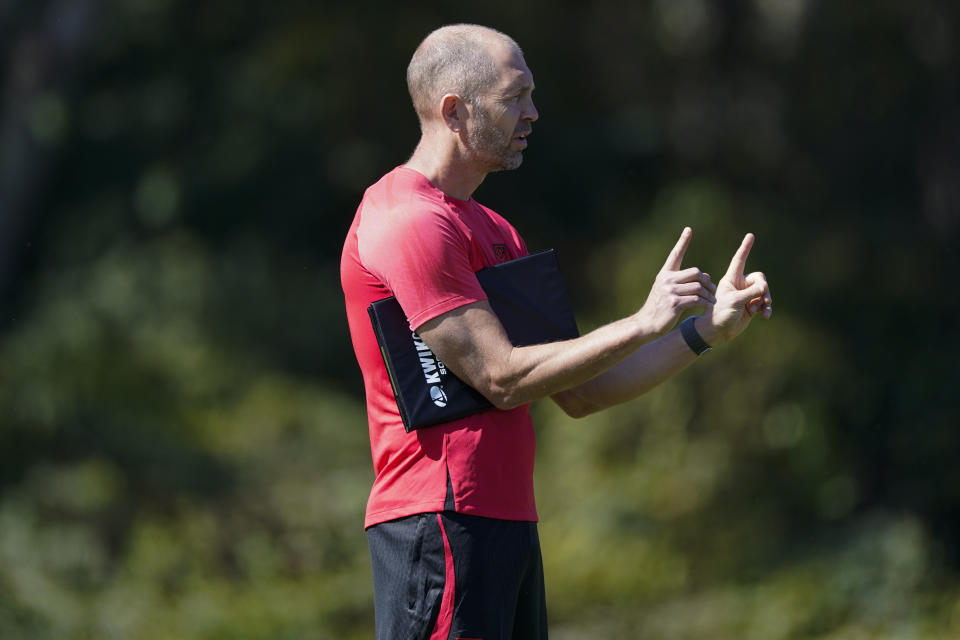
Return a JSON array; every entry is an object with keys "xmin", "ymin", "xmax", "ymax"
[{"xmin": 366, "ymin": 511, "xmax": 548, "ymax": 640}]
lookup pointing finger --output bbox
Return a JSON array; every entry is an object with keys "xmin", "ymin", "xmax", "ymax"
[
  {"xmin": 725, "ymin": 233, "xmax": 755, "ymax": 280},
  {"xmin": 662, "ymin": 227, "xmax": 693, "ymax": 272}
]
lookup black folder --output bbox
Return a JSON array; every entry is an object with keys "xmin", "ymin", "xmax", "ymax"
[{"xmin": 368, "ymin": 249, "xmax": 579, "ymax": 431}]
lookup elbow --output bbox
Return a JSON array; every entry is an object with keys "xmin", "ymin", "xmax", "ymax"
[
  {"xmin": 563, "ymin": 404, "xmax": 596, "ymax": 419},
  {"xmin": 491, "ymin": 396, "xmax": 523, "ymax": 411},
  {"xmin": 560, "ymin": 401, "xmax": 598, "ymax": 419},
  {"xmin": 551, "ymin": 388, "xmax": 602, "ymax": 419},
  {"xmin": 476, "ymin": 370, "xmax": 527, "ymax": 411},
  {"xmin": 484, "ymin": 381, "xmax": 525, "ymax": 412},
  {"xmin": 479, "ymin": 374, "xmax": 601, "ymax": 417}
]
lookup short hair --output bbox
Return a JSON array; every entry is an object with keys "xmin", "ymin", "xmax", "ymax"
[{"xmin": 406, "ymin": 24, "xmax": 520, "ymax": 123}]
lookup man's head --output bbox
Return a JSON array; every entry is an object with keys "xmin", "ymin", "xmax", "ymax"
[
  {"xmin": 407, "ymin": 24, "xmax": 517, "ymax": 123},
  {"xmin": 407, "ymin": 24, "xmax": 538, "ymax": 173}
]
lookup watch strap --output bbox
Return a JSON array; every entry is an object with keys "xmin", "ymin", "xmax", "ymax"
[{"xmin": 680, "ymin": 315, "xmax": 712, "ymax": 355}]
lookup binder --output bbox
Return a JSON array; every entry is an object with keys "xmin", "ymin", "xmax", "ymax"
[{"xmin": 368, "ymin": 249, "xmax": 579, "ymax": 431}]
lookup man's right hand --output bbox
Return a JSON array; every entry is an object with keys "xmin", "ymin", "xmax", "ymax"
[{"xmin": 635, "ymin": 227, "xmax": 717, "ymax": 335}]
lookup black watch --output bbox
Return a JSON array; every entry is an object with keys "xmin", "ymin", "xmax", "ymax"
[{"xmin": 680, "ymin": 316, "xmax": 712, "ymax": 356}]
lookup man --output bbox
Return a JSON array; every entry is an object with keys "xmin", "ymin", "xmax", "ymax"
[{"xmin": 340, "ymin": 24, "xmax": 772, "ymax": 640}]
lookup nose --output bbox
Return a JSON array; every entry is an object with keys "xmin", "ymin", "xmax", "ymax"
[{"xmin": 524, "ymin": 98, "xmax": 539, "ymax": 122}]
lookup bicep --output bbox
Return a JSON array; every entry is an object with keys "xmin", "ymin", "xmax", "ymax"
[
  {"xmin": 359, "ymin": 207, "xmax": 485, "ymax": 330},
  {"xmin": 415, "ymin": 301, "xmax": 515, "ymax": 401}
]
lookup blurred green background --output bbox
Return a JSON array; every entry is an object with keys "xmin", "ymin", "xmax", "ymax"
[{"xmin": 1, "ymin": 1, "xmax": 958, "ymax": 638}]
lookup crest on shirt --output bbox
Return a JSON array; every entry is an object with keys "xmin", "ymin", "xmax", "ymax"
[{"xmin": 492, "ymin": 243, "xmax": 509, "ymax": 263}]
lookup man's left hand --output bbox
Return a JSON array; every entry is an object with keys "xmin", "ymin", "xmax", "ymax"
[{"xmin": 699, "ymin": 233, "xmax": 773, "ymax": 345}]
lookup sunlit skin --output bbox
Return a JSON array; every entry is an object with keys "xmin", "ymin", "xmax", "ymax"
[
  {"xmin": 406, "ymin": 37, "xmax": 537, "ymax": 200},
  {"xmin": 462, "ymin": 44, "xmax": 538, "ymax": 173}
]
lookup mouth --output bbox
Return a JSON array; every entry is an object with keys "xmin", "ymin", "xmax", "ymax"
[{"xmin": 513, "ymin": 129, "xmax": 531, "ymax": 147}]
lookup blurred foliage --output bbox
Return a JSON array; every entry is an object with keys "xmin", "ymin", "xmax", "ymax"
[{"xmin": 1, "ymin": 0, "xmax": 959, "ymax": 638}]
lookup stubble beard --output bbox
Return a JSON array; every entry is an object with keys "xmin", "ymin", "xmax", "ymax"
[{"xmin": 466, "ymin": 107, "xmax": 523, "ymax": 172}]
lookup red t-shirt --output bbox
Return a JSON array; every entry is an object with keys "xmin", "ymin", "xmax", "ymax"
[{"xmin": 341, "ymin": 166, "xmax": 537, "ymax": 528}]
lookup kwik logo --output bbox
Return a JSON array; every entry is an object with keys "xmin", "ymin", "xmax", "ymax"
[{"xmin": 412, "ymin": 332, "xmax": 449, "ymax": 407}]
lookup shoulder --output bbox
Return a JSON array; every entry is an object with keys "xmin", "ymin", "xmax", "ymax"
[
  {"xmin": 362, "ymin": 168, "xmax": 458, "ymax": 224},
  {"xmin": 359, "ymin": 169, "xmax": 468, "ymax": 251}
]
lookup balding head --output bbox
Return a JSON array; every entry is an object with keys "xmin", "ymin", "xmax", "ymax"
[{"xmin": 407, "ymin": 24, "xmax": 521, "ymax": 125}]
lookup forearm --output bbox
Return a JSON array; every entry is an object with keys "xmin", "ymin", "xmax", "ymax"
[
  {"xmin": 551, "ymin": 234, "xmax": 776, "ymax": 418},
  {"xmin": 490, "ymin": 313, "xmax": 663, "ymax": 408},
  {"xmin": 551, "ymin": 322, "xmax": 702, "ymax": 417},
  {"xmin": 419, "ymin": 301, "xmax": 666, "ymax": 411}
]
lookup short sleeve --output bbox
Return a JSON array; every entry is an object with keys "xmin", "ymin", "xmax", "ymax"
[{"xmin": 357, "ymin": 203, "xmax": 487, "ymax": 330}]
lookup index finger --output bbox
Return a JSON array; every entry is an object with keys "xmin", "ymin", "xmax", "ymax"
[
  {"xmin": 662, "ymin": 227, "xmax": 693, "ymax": 272},
  {"xmin": 725, "ymin": 232, "xmax": 755, "ymax": 280}
]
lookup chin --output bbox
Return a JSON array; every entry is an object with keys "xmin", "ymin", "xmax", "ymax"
[
  {"xmin": 476, "ymin": 148, "xmax": 524, "ymax": 173},
  {"xmin": 501, "ymin": 153, "xmax": 524, "ymax": 171}
]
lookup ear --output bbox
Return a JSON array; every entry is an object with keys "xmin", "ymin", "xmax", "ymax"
[{"xmin": 440, "ymin": 93, "xmax": 466, "ymax": 133}]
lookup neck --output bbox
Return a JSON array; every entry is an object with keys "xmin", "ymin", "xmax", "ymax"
[{"xmin": 405, "ymin": 136, "xmax": 487, "ymax": 201}]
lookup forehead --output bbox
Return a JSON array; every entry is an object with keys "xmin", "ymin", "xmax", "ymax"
[{"xmin": 488, "ymin": 43, "xmax": 535, "ymax": 91}]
